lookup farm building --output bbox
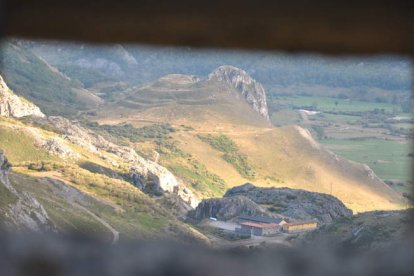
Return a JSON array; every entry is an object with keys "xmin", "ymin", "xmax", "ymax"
[
  {"xmin": 238, "ymin": 215, "xmax": 286, "ymax": 225},
  {"xmin": 236, "ymin": 222, "xmax": 280, "ymax": 236},
  {"xmin": 282, "ymin": 221, "xmax": 317, "ymax": 233}
]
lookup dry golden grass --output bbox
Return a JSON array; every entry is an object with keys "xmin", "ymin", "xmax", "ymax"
[
  {"xmin": 172, "ymin": 124, "xmax": 405, "ymax": 212},
  {"xmin": 91, "ymin": 78, "xmax": 407, "ymax": 213}
]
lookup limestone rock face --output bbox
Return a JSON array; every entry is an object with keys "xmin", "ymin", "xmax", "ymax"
[
  {"xmin": 225, "ymin": 183, "xmax": 353, "ymax": 223},
  {"xmin": 0, "ymin": 150, "xmax": 53, "ymax": 231},
  {"xmin": 189, "ymin": 183, "xmax": 353, "ymax": 224},
  {"xmin": 208, "ymin": 65, "xmax": 269, "ymax": 120},
  {"xmin": 0, "ymin": 75, "xmax": 45, "ymax": 118},
  {"xmin": 0, "ymin": 150, "xmax": 12, "ymax": 188},
  {"xmin": 44, "ymin": 116, "xmax": 199, "ymax": 207},
  {"xmin": 39, "ymin": 138, "xmax": 80, "ymax": 159},
  {"xmin": 188, "ymin": 195, "xmax": 268, "ymax": 222}
]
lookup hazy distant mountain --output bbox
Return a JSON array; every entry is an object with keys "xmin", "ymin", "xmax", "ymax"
[
  {"xmin": 0, "ymin": 41, "xmax": 102, "ymax": 116},
  {"xmin": 22, "ymin": 40, "xmax": 411, "ymax": 93}
]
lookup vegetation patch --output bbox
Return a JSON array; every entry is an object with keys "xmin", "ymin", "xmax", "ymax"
[
  {"xmin": 197, "ymin": 134, "xmax": 255, "ymax": 179},
  {"xmin": 156, "ymin": 139, "xmax": 188, "ymax": 159},
  {"xmin": 168, "ymin": 161, "xmax": 226, "ymax": 198},
  {"xmin": 0, "ymin": 126, "xmax": 58, "ymax": 165},
  {"xmin": 84, "ymin": 122, "xmax": 176, "ymax": 143}
]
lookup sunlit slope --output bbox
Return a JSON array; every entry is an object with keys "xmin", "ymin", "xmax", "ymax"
[
  {"xmin": 94, "ymin": 75, "xmax": 405, "ymax": 212},
  {"xmin": 173, "ymin": 125, "xmax": 404, "ymax": 212},
  {"xmin": 0, "ymin": 116, "xmax": 207, "ymax": 243},
  {"xmin": 96, "ymin": 75, "xmax": 269, "ymax": 128}
]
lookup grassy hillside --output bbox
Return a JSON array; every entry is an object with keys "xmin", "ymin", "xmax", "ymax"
[
  {"xmin": 91, "ymin": 75, "xmax": 407, "ymax": 213},
  {"xmin": 0, "ymin": 41, "xmax": 101, "ymax": 116},
  {"xmin": 301, "ymin": 210, "xmax": 412, "ymax": 250},
  {"xmin": 198, "ymin": 134, "xmax": 255, "ymax": 179},
  {"xmin": 0, "ymin": 116, "xmax": 207, "ymax": 243},
  {"xmin": 321, "ymin": 138, "xmax": 412, "ymax": 192},
  {"xmin": 93, "ymin": 75, "xmax": 270, "ymax": 128}
]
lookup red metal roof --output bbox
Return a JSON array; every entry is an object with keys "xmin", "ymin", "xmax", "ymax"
[{"xmin": 240, "ymin": 222, "xmax": 279, "ymax": 229}]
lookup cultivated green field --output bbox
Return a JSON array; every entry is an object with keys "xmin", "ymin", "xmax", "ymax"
[
  {"xmin": 320, "ymin": 138, "xmax": 412, "ymax": 191},
  {"xmin": 269, "ymin": 94, "xmax": 413, "ymax": 194},
  {"xmin": 315, "ymin": 113, "xmax": 361, "ymax": 124},
  {"xmin": 272, "ymin": 96, "xmax": 398, "ymax": 113}
]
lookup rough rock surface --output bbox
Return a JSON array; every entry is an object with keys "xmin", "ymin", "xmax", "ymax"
[
  {"xmin": 38, "ymin": 138, "xmax": 80, "ymax": 159},
  {"xmin": 0, "ymin": 75, "xmax": 45, "ymax": 118},
  {"xmin": 208, "ymin": 65, "xmax": 269, "ymax": 120},
  {"xmin": 0, "ymin": 150, "xmax": 53, "ymax": 231},
  {"xmin": 188, "ymin": 195, "xmax": 268, "ymax": 222},
  {"xmin": 224, "ymin": 183, "xmax": 353, "ymax": 223},
  {"xmin": 299, "ymin": 210, "xmax": 412, "ymax": 250},
  {"xmin": 42, "ymin": 116, "xmax": 199, "ymax": 207}
]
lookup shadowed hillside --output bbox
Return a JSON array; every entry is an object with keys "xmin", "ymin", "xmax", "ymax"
[{"xmin": 0, "ymin": 41, "xmax": 102, "ymax": 116}]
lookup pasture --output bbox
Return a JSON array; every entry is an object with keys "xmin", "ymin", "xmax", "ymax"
[{"xmin": 321, "ymin": 138, "xmax": 412, "ymax": 192}]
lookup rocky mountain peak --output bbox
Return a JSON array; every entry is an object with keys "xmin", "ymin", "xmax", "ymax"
[
  {"xmin": 208, "ymin": 65, "xmax": 269, "ymax": 120},
  {"xmin": 0, "ymin": 75, "xmax": 45, "ymax": 118}
]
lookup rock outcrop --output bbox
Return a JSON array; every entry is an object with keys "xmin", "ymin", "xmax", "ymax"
[
  {"xmin": 0, "ymin": 150, "xmax": 53, "ymax": 231},
  {"xmin": 0, "ymin": 75, "xmax": 45, "ymax": 118},
  {"xmin": 41, "ymin": 116, "xmax": 199, "ymax": 207},
  {"xmin": 188, "ymin": 195, "xmax": 268, "ymax": 222},
  {"xmin": 0, "ymin": 150, "xmax": 12, "ymax": 189},
  {"xmin": 224, "ymin": 183, "xmax": 353, "ymax": 223},
  {"xmin": 208, "ymin": 65, "xmax": 269, "ymax": 120},
  {"xmin": 39, "ymin": 138, "xmax": 80, "ymax": 159},
  {"xmin": 189, "ymin": 183, "xmax": 353, "ymax": 224},
  {"xmin": 299, "ymin": 210, "xmax": 411, "ymax": 250}
]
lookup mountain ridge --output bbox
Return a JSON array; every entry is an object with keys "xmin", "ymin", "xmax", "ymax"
[{"xmin": 0, "ymin": 75, "xmax": 45, "ymax": 118}]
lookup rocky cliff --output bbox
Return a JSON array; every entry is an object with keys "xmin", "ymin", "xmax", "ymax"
[
  {"xmin": 191, "ymin": 183, "xmax": 353, "ymax": 223},
  {"xmin": 224, "ymin": 183, "xmax": 353, "ymax": 223},
  {"xmin": 0, "ymin": 150, "xmax": 53, "ymax": 231},
  {"xmin": 0, "ymin": 75, "xmax": 45, "ymax": 118},
  {"xmin": 208, "ymin": 65, "xmax": 269, "ymax": 120},
  {"xmin": 40, "ymin": 116, "xmax": 199, "ymax": 207},
  {"xmin": 188, "ymin": 195, "xmax": 268, "ymax": 221}
]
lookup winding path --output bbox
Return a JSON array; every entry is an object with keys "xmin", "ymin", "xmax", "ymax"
[{"xmin": 74, "ymin": 203, "xmax": 120, "ymax": 244}]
